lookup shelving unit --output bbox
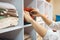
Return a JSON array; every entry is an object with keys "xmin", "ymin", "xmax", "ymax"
[
  {"xmin": 0, "ymin": 0, "xmax": 53, "ymax": 40},
  {"xmin": 0, "ymin": 0, "xmax": 24, "ymax": 40},
  {"xmin": 0, "ymin": 0, "xmax": 37, "ymax": 40}
]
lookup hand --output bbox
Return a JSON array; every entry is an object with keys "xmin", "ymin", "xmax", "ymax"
[
  {"xmin": 24, "ymin": 11, "xmax": 33, "ymax": 23},
  {"xmin": 30, "ymin": 8, "xmax": 41, "ymax": 17},
  {"xmin": 53, "ymin": 29, "xmax": 57, "ymax": 32}
]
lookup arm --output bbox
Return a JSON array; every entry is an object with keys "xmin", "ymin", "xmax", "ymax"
[
  {"xmin": 39, "ymin": 14, "xmax": 52, "ymax": 26},
  {"xmin": 31, "ymin": 9, "xmax": 52, "ymax": 26},
  {"xmin": 31, "ymin": 9, "xmax": 60, "ymax": 30},
  {"xmin": 37, "ymin": 13, "xmax": 60, "ymax": 30},
  {"xmin": 30, "ymin": 18, "xmax": 47, "ymax": 37},
  {"xmin": 24, "ymin": 11, "xmax": 47, "ymax": 37}
]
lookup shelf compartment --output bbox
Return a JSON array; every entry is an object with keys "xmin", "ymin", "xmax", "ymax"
[
  {"xmin": 24, "ymin": 33, "xmax": 32, "ymax": 40},
  {"xmin": 0, "ymin": 0, "xmax": 23, "ymax": 26},
  {"xmin": 24, "ymin": 27, "xmax": 32, "ymax": 40}
]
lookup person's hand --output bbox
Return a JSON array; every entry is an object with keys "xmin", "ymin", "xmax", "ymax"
[
  {"xmin": 53, "ymin": 29, "xmax": 57, "ymax": 32},
  {"xmin": 24, "ymin": 11, "xmax": 33, "ymax": 23},
  {"xmin": 31, "ymin": 8, "xmax": 41, "ymax": 17}
]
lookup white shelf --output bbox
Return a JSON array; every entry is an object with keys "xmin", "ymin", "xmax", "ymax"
[
  {"xmin": 24, "ymin": 24, "xmax": 32, "ymax": 27},
  {"xmin": 0, "ymin": 26, "xmax": 22, "ymax": 34},
  {"xmin": 0, "ymin": 24, "xmax": 32, "ymax": 34}
]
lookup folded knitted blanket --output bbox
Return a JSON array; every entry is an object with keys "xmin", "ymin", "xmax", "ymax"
[{"xmin": 0, "ymin": 2, "xmax": 19, "ymax": 29}]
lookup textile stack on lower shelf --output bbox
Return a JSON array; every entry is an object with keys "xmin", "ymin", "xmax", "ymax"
[
  {"xmin": 24, "ymin": 33, "xmax": 32, "ymax": 40},
  {"xmin": 24, "ymin": 27, "xmax": 32, "ymax": 40},
  {"xmin": 37, "ymin": 33, "xmax": 42, "ymax": 40}
]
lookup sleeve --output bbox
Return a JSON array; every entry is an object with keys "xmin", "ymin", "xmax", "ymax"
[
  {"xmin": 49, "ymin": 21, "xmax": 60, "ymax": 30},
  {"xmin": 43, "ymin": 30, "xmax": 59, "ymax": 40}
]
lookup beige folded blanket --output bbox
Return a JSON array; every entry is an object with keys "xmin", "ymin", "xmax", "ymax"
[
  {"xmin": 0, "ymin": 2, "xmax": 19, "ymax": 29},
  {"xmin": 0, "ymin": 17, "xmax": 18, "ymax": 29}
]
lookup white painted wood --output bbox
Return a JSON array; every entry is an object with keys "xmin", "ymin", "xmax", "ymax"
[
  {"xmin": 24, "ymin": 24, "xmax": 32, "ymax": 27},
  {"xmin": 0, "ymin": 26, "xmax": 22, "ymax": 34}
]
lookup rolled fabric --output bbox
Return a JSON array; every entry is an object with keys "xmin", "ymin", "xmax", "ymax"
[{"xmin": 0, "ymin": 2, "xmax": 19, "ymax": 29}]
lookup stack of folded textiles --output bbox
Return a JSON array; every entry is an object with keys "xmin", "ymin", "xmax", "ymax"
[
  {"xmin": 24, "ymin": 33, "xmax": 32, "ymax": 40},
  {"xmin": 0, "ymin": 2, "xmax": 19, "ymax": 29}
]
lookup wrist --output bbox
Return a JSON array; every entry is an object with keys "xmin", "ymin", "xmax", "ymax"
[
  {"xmin": 38, "ymin": 13, "xmax": 42, "ymax": 17},
  {"xmin": 29, "ymin": 18, "xmax": 34, "ymax": 23}
]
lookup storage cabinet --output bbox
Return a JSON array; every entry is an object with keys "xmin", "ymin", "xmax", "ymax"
[{"xmin": 0, "ymin": 0, "xmax": 53, "ymax": 40}]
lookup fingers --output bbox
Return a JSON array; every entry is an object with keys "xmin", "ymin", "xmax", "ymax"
[
  {"xmin": 30, "ymin": 10, "xmax": 37, "ymax": 15},
  {"xmin": 24, "ymin": 11, "xmax": 30, "ymax": 15},
  {"xmin": 24, "ymin": 8, "xmax": 40, "ymax": 16},
  {"xmin": 24, "ymin": 11, "xmax": 30, "ymax": 17},
  {"xmin": 53, "ymin": 29, "xmax": 57, "ymax": 32},
  {"xmin": 30, "ymin": 9, "xmax": 40, "ymax": 15},
  {"xmin": 24, "ymin": 11, "xmax": 29, "ymax": 14},
  {"xmin": 31, "ymin": 8, "xmax": 39, "ymax": 12}
]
